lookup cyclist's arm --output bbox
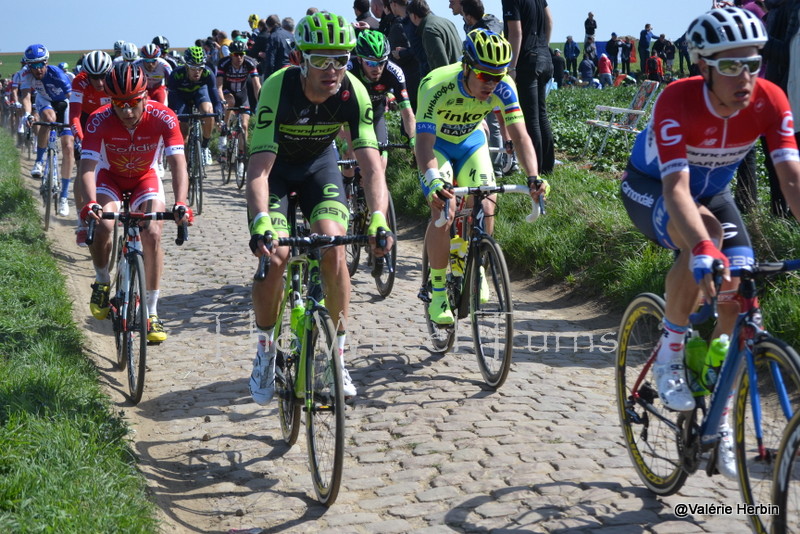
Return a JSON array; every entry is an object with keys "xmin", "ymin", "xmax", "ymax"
[
  {"xmin": 775, "ymin": 159, "xmax": 800, "ymax": 221},
  {"xmin": 504, "ymin": 121, "xmax": 542, "ymax": 196},
  {"xmin": 250, "ymin": 73, "xmax": 262, "ymax": 101},
  {"xmin": 245, "ymin": 151, "xmax": 277, "ymax": 226},
  {"xmin": 20, "ymin": 88, "xmax": 32, "ymax": 116},
  {"xmin": 166, "ymin": 152, "xmax": 189, "ymax": 207},
  {"xmin": 355, "ymin": 146, "xmax": 389, "ymax": 215},
  {"xmin": 414, "ymin": 131, "xmax": 438, "ymax": 176},
  {"xmin": 78, "ymin": 157, "xmax": 99, "ymax": 208},
  {"xmin": 400, "ymin": 105, "xmax": 415, "ymax": 140},
  {"xmin": 215, "ymin": 75, "xmax": 225, "ymax": 107}
]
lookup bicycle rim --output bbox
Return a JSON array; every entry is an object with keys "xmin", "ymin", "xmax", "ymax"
[
  {"xmin": 373, "ymin": 194, "xmax": 397, "ymax": 298},
  {"xmin": 235, "ymin": 133, "xmax": 247, "ymax": 190},
  {"xmin": 734, "ymin": 337, "xmax": 800, "ymax": 534},
  {"xmin": 469, "ymin": 236, "xmax": 513, "ymax": 389},
  {"xmin": 771, "ymin": 409, "xmax": 800, "ymax": 534},
  {"xmin": 616, "ymin": 293, "xmax": 688, "ymax": 495},
  {"xmin": 420, "ymin": 240, "xmax": 456, "ymax": 353},
  {"xmin": 305, "ymin": 309, "xmax": 344, "ymax": 505},
  {"xmin": 276, "ymin": 286, "xmax": 301, "ymax": 446},
  {"xmin": 113, "ymin": 256, "xmax": 126, "ymax": 370},
  {"xmin": 110, "ymin": 224, "xmax": 122, "ymax": 278},
  {"xmin": 345, "ymin": 183, "xmax": 364, "ymax": 277},
  {"xmin": 126, "ymin": 254, "xmax": 148, "ymax": 404}
]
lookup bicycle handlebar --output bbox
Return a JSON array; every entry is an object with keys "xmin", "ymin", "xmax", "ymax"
[
  {"xmin": 32, "ymin": 121, "xmax": 70, "ymax": 128},
  {"xmin": 434, "ymin": 184, "xmax": 545, "ymax": 228},
  {"xmin": 85, "ymin": 210, "xmax": 188, "ymax": 247},
  {"xmin": 253, "ymin": 230, "xmax": 388, "ymax": 281},
  {"xmin": 176, "ymin": 113, "xmax": 218, "ymax": 120}
]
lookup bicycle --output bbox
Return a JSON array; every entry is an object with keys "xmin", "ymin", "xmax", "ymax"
[
  {"xmin": 616, "ymin": 260, "xmax": 800, "ymax": 534},
  {"xmin": 253, "ymin": 194, "xmax": 385, "ymax": 505},
  {"xmin": 218, "ymin": 106, "xmax": 249, "ymax": 190},
  {"xmin": 771, "ymin": 406, "xmax": 800, "ymax": 534},
  {"xmin": 178, "ymin": 112, "xmax": 217, "ymax": 216},
  {"xmin": 86, "ymin": 193, "xmax": 187, "ymax": 404},
  {"xmin": 417, "ymin": 183, "xmax": 542, "ymax": 389},
  {"xmin": 32, "ymin": 121, "xmax": 67, "ymax": 231}
]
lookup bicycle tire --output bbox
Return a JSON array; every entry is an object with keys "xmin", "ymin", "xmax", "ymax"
[
  {"xmin": 125, "ymin": 253, "xmax": 148, "ymax": 404},
  {"xmin": 345, "ymin": 182, "xmax": 365, "ymax": 277},
  {"xmin": 372, "ymin": 194, "xmax": 397, "ymax": 298},
  {"xmin": 110, "ymin": 222, "xmax": 122, "ymax": 278},
  {"xmin": 235, "ymin": 133, "xmax": 247, "ymax": 190},
  {"xmin": 26, "ymin": 130, "xmax": 33, "ymax": 160},
  {"xmin": 305, "ymin": 308, "xmax": 344, "ymax": 506},
  {"xmin": 469, "ymin": 236, "xmax": 513, "ymax": 389},
  {"xmin": 223, "ymin": 134, "xmax": 235, "ymax": 185},
  {"xmin": 195, "ymin": 136, "xmax": 205, "ymax": 216},
  {"xmin": 420, "ymin": 240, "xmax": 456, "ymax": 353},
  {"xmin": 187, "ymin": 140, "xmax": 197, "ymax": 208},
  {"xmin": 771, "ymin": 409, "xmax": 800, "ymax": 534},
  {"xmin": 112, "ymin": 255, "xmax": 126, "ymax": 370},
  {"xmin": 42, "ymin": 151, "xmax": 54, "ymax": 231},
  {"xmin": 276, "ymin": 272, "xmax": 302, "ymax": 446},
  {"xmin": 734, "ymin": 336, "xmax": 800, "ymax": 534},
  {"xmin": 616, "ymin": 293, "xmax": 688, "ymax": 495}
]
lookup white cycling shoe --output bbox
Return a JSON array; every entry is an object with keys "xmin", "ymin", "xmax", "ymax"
[
  {"xmin": 249, "ymin": 339, "xmax": 276, "ymax": 405},
  {"xmin": 716, "ymin": 423, "xmax": 737, "ymax": 479},
  {"xmin": 653, "ymin": 359, "xmax": 695, "ymax": 412}
]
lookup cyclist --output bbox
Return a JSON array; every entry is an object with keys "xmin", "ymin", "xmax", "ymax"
[
  {"xmin": 136, "ymin": 43, "xmax": 172, "ymax": 105},
  {"xmin": 78, "ymin": 63, "xmax": 191, "ymax": 344},
  {"xmin": 112, "ymin": 40, "xmax": 125, "ymax": 61},
  {"xmin": 152, "ymin": 36, "xmax": 180, "ymax": 70},
  {"xmin": 417, "ymin": 29, "xmax": 547, "ymax": 325},
  {"xmin": 58, "ymin": 62, "xmax": 75, "ymax": 82},
  {"xmin": 69, "ymin": 50, "xmax": 113, "ymax": 246},
  {"xmin": 340, "ymin": 28, "xmax": 415, "ymax": 171},
  {"xmin": 246, "ymin": 12, "xmax": 394, "ymax": 404},
  {"xmin": 19, "ymin": 43, "xmax": 75, "ymax": 217},
  {"xmin": 10, "ymin": 59, "xmax": 29, "ymax": 146},
  {"xmin": 167, "ymin": 45, "xmax": 222, "ymax": 166},
  {"xmin": 115, "ymin": 42, "xmax": 139, "ymax": 64},
  {"xmin": 215, "ymin": 39, "xmax": 261, "ymax": 168},
  {"xmin": 620, "ymin": 7, "xmax": 800, "ymax": 478}
]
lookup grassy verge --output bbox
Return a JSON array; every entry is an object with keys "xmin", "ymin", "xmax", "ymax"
[
  {"xmin": 0, "ymin": 131, "xmax": 158, "ymax": 532},
  {"xmin": 386, "ymin": 85, "xmax": 800, "ymax": 347}
]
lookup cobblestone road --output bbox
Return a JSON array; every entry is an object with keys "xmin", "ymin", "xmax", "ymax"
[{"xmin": 30, "ymin": 157, "xmax": 753, "ymax": 533}]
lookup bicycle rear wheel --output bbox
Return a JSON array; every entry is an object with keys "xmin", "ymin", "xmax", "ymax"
[
  {"xmin": 771, "ymin": 409, "xmax": 800, "ymax": 534},
  {"xmin": 469, "ymin": 236, "xmax": 513, "ymax": 389},
  {"xmin": 345, "ymin": 182, "xmax": 365, "ymax": 277},
  {"xmin": 734, "ymin": 337, "xmax": 800, "ymax": 534},
  {"xmin": 305, "ymin": 308, "xmax": 344, "ymax": 506},
  {"xmin": 372, "ymin": 194, "xmax": 397, "ymax": 298},
  {"xmin": 125, "ymin": 254, "xmax": 148, "ymax": 404},
  {"xmin": 616, "ymin": 293, "xmax": 688, "ymax": 495},
  {"xmin": 420, "ymin": 240, "xmax": 456, "ymax": 353},
  {"xmin": 235, "ymin": 133, "xmax": 247, "ymax": 190}
]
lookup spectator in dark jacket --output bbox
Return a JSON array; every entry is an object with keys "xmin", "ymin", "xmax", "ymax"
[
  {"xmin": 584, "ymin": 12, "xmax": 597, "ymax": 45},
  {"xmin": 247, "ymin": 17, "xmax": 273, "ymax": 78},
  {"xmin": 584, "ymin": 36, "xmax": 597, "ymax": 66},
  {"xmin": 674, "ymin": 33, "xmax": 691, "ymax": 74},
  {"xmin": 265, "ymin": 17, "xmax": 295, "ymax": 78},
  {"xmin": 389, "ymin": 0, "xmax": 422, "ymax": 106},
  {"xmin": 564, "ymin": 35, "xmax": 580, "ymax": 75},
  {"xmin": 461, "ymin": 0, "xmax": 503, "ymax": 34},
  {"xmin": 551, "ymin": 48, "xmax": 566, "ymax": 88},
  {"xmin": 651, "ymin": 34, "xmax": 667, "ymax": 59},
  {"xmin": 407, "ymin": 0, "xmax": 460, "ymax": 75},
  {"xmin": 578, "ymin": 55, "xmax": 595, "ymax": 85},
  {"xmin": 354, "ymin": 0, "xmax": 380, "ymax": 29},
  {"xmin": 620, "ymin": 36, "xmax": 632, "ymax": 74},
  {"xmin": 638, "ymin": 23, "xmax": 653, "ymax": 72},
  {"xmin": 606, "ymin": 33, "xmax": 620, "ymax": 71}
]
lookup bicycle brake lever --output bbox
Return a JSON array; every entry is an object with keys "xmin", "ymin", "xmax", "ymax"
[{"xmin": 253, "ymin": 232, "xmax": 273, "ymax": 281}]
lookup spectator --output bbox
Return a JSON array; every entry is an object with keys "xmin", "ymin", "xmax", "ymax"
[
  {"xmin": 551, "ymin": 48, "xmax": 565, "ymax": 88},
  {"xmin": 265, "ymin": 15, "xmax": 296, "ymax": 78},
  {"xmin": 564, "ymin": 35, "xmax": 579, "ymax": 75},
  {"xmin": 644, "ymin": 50, "xmax": 663, "ymax": 82},
  {"xmin": 674, "ymin": 33, "xmax": 691, "ymax": 74},
  {"xmin": 597, "ymin": 53, "xmax": 612, "ymax": 87},
  {"xmin": 461, "ymin": 0, "xmax": 503, "ymax": 34},
  {"xmin": 247, "ymin": 18, "xmax": 272, "ymax": 77},
  {"xmin": 282, "ymin": 17, "xmax": 295, "ymax": 32},
  {"xmin": 216, "ymin": 31, "xmax": 231, "ymax": 59},
  {"xmin": 388, "ymin": 0, "xmax": 421, "ymax": 108},
  {"xmin": 578, "ymin": 54, "xmax": 595, "ymax": 86},
  {"xmin": 354, "ymin": 0, "xmax": 380, "ymax": 29},
  {"xmin": 503, "ymin": 0, "xmax": 555, "ymax": 173},
  {"xmin": 306, "ymin": 7, "xmax": 319, "ymax": 15},
  {"xmin": 584, "ymin": 35, "xmax": 597, "ymax": 66},
  {"xmin": 652, "ymin": 33, "xmax": 667, "ymax": 59},
  {"xmin": 377, "ymin": 0, "xmax": 397, "ymax": 35},
  {"xmin": 584, "ymin": 11, "xmax": 597, "ymax": 45},
  {"xmin": 562, "ymin": 69, "xmax": 577, "ymax": 87},
  {"xmin": 663, "ymin": 39, "xmax": 676, "ymax": 72},
  {"xmin": 638, "ymin": 23, "xmax": 654, "ymax": 72},
  {"xmin": 606, "ymin": 32, "xmax": 620, "ymax": 71},
  {"xmin": 620, "ymin": 36, "xmax": 632, "ymax": 75},
  {"xmin": 407, "ymin": 0, "xmax": 461, "ymax": 75}
]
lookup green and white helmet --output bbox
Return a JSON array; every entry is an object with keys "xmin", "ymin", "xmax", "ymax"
[
  {"xmin": 184, "ymin": 46, "xmax": 206, "ymax": 67},
  {"xmin": 295, "ymin": 12, "xmax": 356, "ymax": 52},
  {"xmin": 355, "ymin": 29, "xmax": 390, "ymax": 60}
]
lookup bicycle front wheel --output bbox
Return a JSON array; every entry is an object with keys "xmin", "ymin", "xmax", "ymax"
[
  {"xmin": 235, "ymin": 133, "xmax": 247, "ymax": 190},
  {"xmin": 43, "ymin": 155, "xmax": 54, "ymax": 231},
  {"xmin": 196, "ymin": 143, "xmax": 205, "ymax": 216},
  {"xmin": 771, "ymin": 409, "xmax": 800, "ymax": 534},
  {"xmin": 112, "ymin": 255, "xmax": 127, "ymax": 370},
  {"xmin": 125, "ymin": 254, "xmax": 148, "ymax": 404},
  {"xmin": 469, "ymin": 236, "xmax": 513, "ymax": 389},
  {"xmin": 276, "ymin": 286, "xmax": 301, "ymax": 446},
  {"xmin": 372, "ymin": 194, "xmax": 397, "ymax": 298},
  {"xmin": 616, "ymin": 293, "xmax": 688, "ymax": 495},
  {"xmin": 223, "ymin": 135, "xmax": 235, "ymax": 185},
  {"xmin": 305, "ymin": 308, "xmax": 344, "ymax": 506},
  {"xmin": 734, "ymin": 337, "xmax": 800, "ymax": 534}
]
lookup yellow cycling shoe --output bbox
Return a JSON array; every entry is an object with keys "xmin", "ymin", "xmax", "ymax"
[
  {"xmin": 428, "ymin": 290, "xmax": 454, "ymax": 325},
  {"xmin": 147, "ymin": 315, "xmax": 167, "ymax": 343},
  {"xmin": 89, "ymin": 283, "xmax": 110, "ymax": 320},
  {"xmin": 479, "ymin": 266, "xmax": 491, "ymax": 304}
]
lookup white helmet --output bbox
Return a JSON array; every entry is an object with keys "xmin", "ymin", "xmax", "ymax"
[
  {"xmin": 121, "ymin": 42, "xmax": 139, "ymax": 61},
  {"xmin": 113, "ymin": 40, "xmax": 126, "ymax": 52},
  {"xmin": 82, "ymin": 50, "xmax": 113, "ymax": 76},
  {"xmin": 687, "ymin": 7, "xmax": 767, "ymax": 64}
]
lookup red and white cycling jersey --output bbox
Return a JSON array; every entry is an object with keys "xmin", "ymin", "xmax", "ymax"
[
  {"xmin": 81, "ymin": 100, "xmax": 184, "ymax": 191},
  {"xmin": 69, "ymin": 71, "xmax": 111, "ymax": 139},
  {"xmin": 630, "ymin": 76, "xmax": 799, "ymax": 198},
  {"xmin": 133, "ymin": 58, "xmax": 173, "ymax": 90}
]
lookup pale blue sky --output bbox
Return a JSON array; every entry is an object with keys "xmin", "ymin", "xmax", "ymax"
[{"xmin": 1, "ymin": 0, "xmax": 709, "ymax": 55}]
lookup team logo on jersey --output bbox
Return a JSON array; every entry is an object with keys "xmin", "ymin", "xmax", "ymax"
[
  {"xmin": 322, "ymin": 184, "xmax": 339, "ymax": 199},
  {"xmin": 658, "ymin": 119, "xmax": 682, "ymax": 146},
  {"xmin": 780, "ymin": 111, "xmax": 794, "ymax": 137},
  {"xmin": 256, "ymin": 106, "xmax": 274, "ymax": 129},
  {"xmin": 374, "ymin": 84, "xmax": 386, "ymax": 92},
  {"xmin": 754, "ymin": 98, "xmax": 765, "ymax": 113},
  {"xmin": 341, "ymin": 90, "xmax": 351, "ymax": 102},
  {"xmin": 704, "ymin": 126, "xmax": 717, "ymax": 136}
]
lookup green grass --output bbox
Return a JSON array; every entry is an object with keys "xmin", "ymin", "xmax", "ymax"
[{"xmin": 0, "ymin": 130, "xmax": 159, "ymax": 532}]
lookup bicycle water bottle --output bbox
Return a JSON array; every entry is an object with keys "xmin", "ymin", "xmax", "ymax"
[
  {"xmin": 684, "ymin": 332, "xmax": 709, "ymax": 395},
  {"xmin": 702, "ymin": 334, "xmax": 730, "ymax": 391},
  {"xmin": 449, "ymin": 235, "xmax": 468, "ymax": 277}
]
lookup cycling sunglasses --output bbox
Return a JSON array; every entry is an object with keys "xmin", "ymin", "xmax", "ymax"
[
  {"xmin": 29, "ymin": 62, "xmax": 47, "ymax": 69},
  {"xmin": 362, "ymin": 58, "xmax": 387, "ymax": 68},
  {"xmin": 704, "ymin": 56, "xmax": 762, "ymax": 76},
  {"xmin": 470, "ymin": 65, "xmax": 506, "ymax": 84},
  {"xmin": 303, "ymin": 52, "xmax": 350, "ymax": 70},
  {"xmin": 111, "ymin": 95, "xmax": 146, "ymax": 109},
  {"xmin": 232, "ymin": 52, "xmax": 245, "ymax": 57},
  {"xmin": 143, "ymin": 58, "xmax": 157, "ymax": 63}
]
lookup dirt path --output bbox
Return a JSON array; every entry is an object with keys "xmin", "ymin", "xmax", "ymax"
[{"xmin": 20, "ymin": 154, "xmax": 751, "ymax": 534}]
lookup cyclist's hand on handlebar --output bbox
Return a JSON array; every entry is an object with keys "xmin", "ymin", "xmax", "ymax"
[
  {"xmin": 420, "ymin": 168, "xmax": 452, "ymax": 209},
  {"xmin": 172, "ymin": 202, "xmax": 194, "ymax": 226},
  {"xmin": 248, "ymin": 212, "xmax": 276, "ymax": 257},
  {"xmin": 527, "ymin": 176, "xmax": 550, "ymax": 201},
  {"xmin": 367, "ymin": 212, "xmax": 394, "ymax": 256},
  {"xmin": 80, "ymin": 201, "xmax": 102, "ymax": 223},
  {"xmin": 691, "ymin": 240, "xmax": 730, "ymax": 296}
]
